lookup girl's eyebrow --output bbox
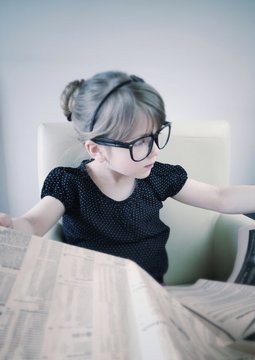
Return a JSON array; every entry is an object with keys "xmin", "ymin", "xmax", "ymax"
[
  {"xmin": 128, "ymin": 131, "xmax": 152, "ymax": 142},
  {"xmin": 132, "ymin": 126, "xmax": 158, "ymax": 140},
  {"xmin": 125, "ymin": 120, "xmax": 158, "ymax": 142}
]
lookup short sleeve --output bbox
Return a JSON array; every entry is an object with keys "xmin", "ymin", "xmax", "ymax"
[
  {"xmin": 41, "ymin": 167, "xmax": 79, "ymax": 211},
  {"xmin": 149, "ymin": 162, "xmax": 188, "ymax": 201}
]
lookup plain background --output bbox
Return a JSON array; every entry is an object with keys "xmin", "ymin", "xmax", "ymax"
[{"xmin": 0, "ymin": 0, "xmax": 255, "ymax": 216}]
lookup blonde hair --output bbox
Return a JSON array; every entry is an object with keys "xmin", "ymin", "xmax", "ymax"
[{"xmin": 60, "ymin": 71, "xmax": 166, "ymax": 142}]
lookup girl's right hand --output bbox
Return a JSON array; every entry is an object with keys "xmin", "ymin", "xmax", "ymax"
[{"xmin": 0, "ymin": 213, "xmax": 13, "ymax": 228}]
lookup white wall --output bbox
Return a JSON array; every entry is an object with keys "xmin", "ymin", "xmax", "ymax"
[{"xmin": 0, "ymin": 0, "xmax": 255, "ymax": 216}]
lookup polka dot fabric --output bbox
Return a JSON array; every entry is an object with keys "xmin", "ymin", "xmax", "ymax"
[{"xmin": 41, "ymin": 160, "xmax": 187, "ymax": 283}]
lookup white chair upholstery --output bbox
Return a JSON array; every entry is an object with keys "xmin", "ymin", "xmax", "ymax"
[{"xmin": 38, "ymin": 121, "xmax": 254, "ymax": 285}]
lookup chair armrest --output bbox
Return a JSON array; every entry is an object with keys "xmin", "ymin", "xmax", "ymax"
[{"xmin": 212, "ymin": 214, "xmax": 255, "ymax": 281}]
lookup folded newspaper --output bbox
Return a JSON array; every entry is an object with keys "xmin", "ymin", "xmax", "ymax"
[
  {"xmin": 228, "ymin": 224, "xmax": 255, "ymax": 285},
  {"xmin": 0, "ymin": 226, "xmax": 255, "ymax": 359}
]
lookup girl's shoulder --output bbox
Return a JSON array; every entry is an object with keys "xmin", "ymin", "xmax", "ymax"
[
  {"xmin": 153, "ymin": 161, "xmax": 186, "ymax": 174},
  {"xmin": 41, "ymin": 159, "xmax": 92, "ymax": 210},
  {"xmin": 46, "ymin": 159, "xmax": 91, "ymax": 180},
  {"xmin": 151, "ymin": 161, "xmax": 188, "ymax": 181},
  {"xmin": 145, "ymin": 161, "xmax": 188, "ymax": 200},
  {"xmin": 42, "ymin": 160, "xmax": 92, "ymax": 194}
]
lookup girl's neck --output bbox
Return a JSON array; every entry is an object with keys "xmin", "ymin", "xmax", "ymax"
[{"xmin": 86, "ymin": 160, "xmax": 136, "ymax": 201}]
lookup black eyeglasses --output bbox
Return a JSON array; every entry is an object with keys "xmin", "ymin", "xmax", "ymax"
[{"xmin": 92, "ymin": 122, "xmax": 171, "ymax": 162}]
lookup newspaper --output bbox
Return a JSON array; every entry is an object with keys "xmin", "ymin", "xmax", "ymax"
[
  {"xmin": 0, "ymin": 226, "xmax": 255, "ymax": 359},
  {"xmin": 228, "ymin": 225, "xmax": 255, "ymax": 285},
  {"xmin": 166, "ymin": 280, "xmax": 255, "ymax": 355}
]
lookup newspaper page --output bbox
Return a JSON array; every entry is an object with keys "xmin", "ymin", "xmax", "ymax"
[
  {"xmin": 0, "ymin": 226, "xmax": 254, "ymax": 359},
  {"xmin": 166, "ymin": 279, "xmax": 255, "ymax": 356},
  {"xmin": 228, "ymin": 225, "xmax": 255, "ymax": 285}
]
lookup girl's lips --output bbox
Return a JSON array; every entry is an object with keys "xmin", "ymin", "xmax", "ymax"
[{"xmin": 144, "ymin": 163, "xmax": 154, "ymax": 169}]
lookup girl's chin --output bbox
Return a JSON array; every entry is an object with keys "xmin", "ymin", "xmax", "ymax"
[{"xmin": 136, "ymin": 168, "xmax": 152, "ymax": 179}]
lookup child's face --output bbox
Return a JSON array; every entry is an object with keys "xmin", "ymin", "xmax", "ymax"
[{"xmin": 102, "ymin": 117, "xmax": 161, "ymax": 179}]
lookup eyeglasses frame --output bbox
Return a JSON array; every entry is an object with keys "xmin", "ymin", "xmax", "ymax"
[{"xmin": 92, "ymin": 121, "xmax": 171, "ymax": 162}]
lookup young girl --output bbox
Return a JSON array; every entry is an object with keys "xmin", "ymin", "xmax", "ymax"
[{"xmin": 1, "ymin": 70, "xmax": 255, "ymax": 283}]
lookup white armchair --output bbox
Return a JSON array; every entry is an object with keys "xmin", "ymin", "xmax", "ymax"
[{"xmin": 38, "ymin": 121, "xmax": 254, "ymax": 285}]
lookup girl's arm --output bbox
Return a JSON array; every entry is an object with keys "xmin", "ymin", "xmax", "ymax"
[
  {"xmin": 0, "ymin": 196, "xmax": 65, "ymax": 236},
  {"xmin": 173, "ymin": 178, "xmax": 255, "ymax": 214}
]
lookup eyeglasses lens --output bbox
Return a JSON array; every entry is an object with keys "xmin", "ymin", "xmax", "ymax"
[
  {"xmin": 157, "ymin": 124, "xmax": 170, "ymax": 149},
  {"xmin": 132, "ymin": 137, "xmax": 152, "ymax": 161},
  {"xmin": 131, "ymin": 124, "xmax": 170, "ymax": 161}
]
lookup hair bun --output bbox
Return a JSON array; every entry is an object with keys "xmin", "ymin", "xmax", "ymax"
[{"xmin": 60, "ymin": 79, "xmax": 85, "ymax": 121}]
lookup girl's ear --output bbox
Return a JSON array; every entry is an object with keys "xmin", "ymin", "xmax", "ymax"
[{"xmin": 84, "ymin": 140, "xmax": 105, "ymax": 162}]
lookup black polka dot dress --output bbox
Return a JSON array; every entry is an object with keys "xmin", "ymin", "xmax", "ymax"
[{"xmin": 41, "ymin": 160, "xmax": 187, "ymax": 283}]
